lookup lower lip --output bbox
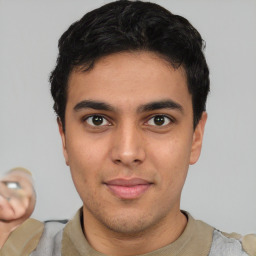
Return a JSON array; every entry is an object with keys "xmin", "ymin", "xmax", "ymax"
[{"xmin": 106, "ymin": 184, "xmax": 151, "ymax": 199}]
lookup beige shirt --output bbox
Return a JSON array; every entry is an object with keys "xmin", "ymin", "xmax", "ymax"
[
  {"xmin": 1, "ymin": 209, "xmax": 255, "ymax": 256},
  {"xmin": 62, "ymin": 210, "xmax": 213, "ymax": 256}
]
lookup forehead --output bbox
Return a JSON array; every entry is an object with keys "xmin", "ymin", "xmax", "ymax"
[{"xmin": 67, "ymin": 51, "xmax": 191, "ymax": 110}]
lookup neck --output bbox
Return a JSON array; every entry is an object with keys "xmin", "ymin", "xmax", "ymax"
[{"xmin": 83, "ymin": 207, "xmax": 187, "ymax": 256}]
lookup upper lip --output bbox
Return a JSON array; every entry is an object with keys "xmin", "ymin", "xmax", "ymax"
[{"xmin": 104, "ymin": 178, "xmax": 152, "ymax": 186}]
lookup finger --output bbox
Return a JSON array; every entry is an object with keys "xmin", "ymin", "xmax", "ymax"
[
  {"xmin": 0, "ymin": 182, "xmax": 13, "ymax": 199},
  {"xmin": 8, "ymin": 195, "xmax": 29, "ymax": 219},
  {"xmin": 0, "ymin": 195, "xmax": 15, "ymax": 221}
]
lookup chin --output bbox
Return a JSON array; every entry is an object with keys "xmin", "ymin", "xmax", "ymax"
[
  {"xmin": 104, "ymin": 218, "xmax": 151, "ymax": 235},
  {"xmin": 96, "ymin": 209, "xmax": 162, "ymax": 235}
]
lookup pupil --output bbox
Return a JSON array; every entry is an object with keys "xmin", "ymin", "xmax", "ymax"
[
  {"xmin": 92, "ymin": 116, "xmax": 103, "ymax": 125},
  {"xmin": 154, "ymin": 116, "xmax": 165, "ymax": 126}
]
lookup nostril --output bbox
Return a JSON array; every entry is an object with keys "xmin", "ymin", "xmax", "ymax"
[
  {"xmin": 114, "ymin": 158, "xmax": 141, "ymax": 166},
  {"xmin": 111, "ymin": 141, "xmax": 146, "ymax": 166}
]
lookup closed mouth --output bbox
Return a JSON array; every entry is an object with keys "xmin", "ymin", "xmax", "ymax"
[{"xmin": 104, "ymin": 178, "xmax": 153, "ymax": 199}]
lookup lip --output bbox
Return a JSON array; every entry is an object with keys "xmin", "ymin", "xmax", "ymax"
[{"xmin": 104, "ymin": 178, "xmax": 152, "ymax": 200}]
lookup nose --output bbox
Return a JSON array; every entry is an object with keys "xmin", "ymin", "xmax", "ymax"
[{"xmin": 110, "ymin": 122, "xmax": 146, "ymax": 167}]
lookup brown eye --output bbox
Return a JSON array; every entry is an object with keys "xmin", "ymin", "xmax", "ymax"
[
  {"xmin": 148, "ymin": 115, "xmax": 171, "ymax": 126},
  {"xmin": 86, "ymin": 115, "xmax": 109, "ymax": 126}
]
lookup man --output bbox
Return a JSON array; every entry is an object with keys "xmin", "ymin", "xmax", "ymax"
[{"xmin": 1, "ymin": 1, "xmax": 255, "ymax": 255}]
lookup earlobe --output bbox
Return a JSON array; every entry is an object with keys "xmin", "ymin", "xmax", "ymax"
[
  {"xmin": 57, "ymin": 118, "xmax": 69, "ymax": 166},
  {"xmin": 189, "ymin": 112, "xmax": 207, "ymax": 165}
]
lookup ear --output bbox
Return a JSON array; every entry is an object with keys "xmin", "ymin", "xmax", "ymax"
[
  {"xmin": 57, "ymin": 118, "xmax": 69, "ymax": 166},
  {"xmin": 189, "ymin": 112, "xmax": 207, "ymax": 165}
]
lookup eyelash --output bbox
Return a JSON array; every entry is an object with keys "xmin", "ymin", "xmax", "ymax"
[
  {"xmin": 83, "ymin": 115, "xmax": 111, "ymax": 127},
  {"xmin": 146, "ymin": 115, "xmax": 173, "ymax": 127},
  {"xmin": 83, "ymin": 114, "xmax": 174, "ymax": 128}
]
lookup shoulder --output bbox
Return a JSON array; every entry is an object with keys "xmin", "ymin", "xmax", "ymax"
[
  {"xmin": 0, "ymin": 218, "xmax": 68, "ymax": 256},
  {"xmin": 30, "ymin": 219, "xmax": 68, "ymax": 256},
  {"xmin": 187, "ymin": 212, "xmax": 256, "ymax": 256},
  {"xmin": 0, "ymin": 218, "xmax": 44, "ymax": 256},
  {"xmin": 209, "ymin": 229, "xmax": 256, "ymax": 256}
]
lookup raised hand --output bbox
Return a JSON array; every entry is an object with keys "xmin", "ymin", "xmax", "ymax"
[{"xmin": 0, "ymin": 168, "xmax": 36, "ymax": 248}]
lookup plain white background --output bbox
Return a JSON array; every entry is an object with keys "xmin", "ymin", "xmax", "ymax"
[{"xmin": 0, "ymin": 0, "xmax": 255, "ymax": 234}]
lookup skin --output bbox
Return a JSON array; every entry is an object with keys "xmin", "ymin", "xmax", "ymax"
[
  {"xmin": 59, "ymin": 51, "xmax": 207, "ymax": 255},
  {"xmin": 0, "ymin": 168, "xmax": 36, "ymax": 248}
]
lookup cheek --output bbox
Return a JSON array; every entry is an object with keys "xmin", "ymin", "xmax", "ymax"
[
  {"xmin": 66, "ymin": 142, "xmax": 96, "ymax": 185},
  {"xmin": 149, "ymin": 135, "xmax": 192, "ymax": 187},
  {"xmin": 67, "ymin": 134, "xmax": 106, "ymax": 168},
  {"xmin": 66, "ymin": 135, "xmax": 110, "ymax": 193}
]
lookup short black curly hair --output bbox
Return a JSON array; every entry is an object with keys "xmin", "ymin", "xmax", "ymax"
[{"xmin": 50, "ymin": 0, "xmax": 210, "ymax": 130}]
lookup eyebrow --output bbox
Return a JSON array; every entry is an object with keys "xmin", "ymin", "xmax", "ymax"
[
  {"xmin": 74, "ymin": 100, "xmax": 115, "ymax": 112},
  {"xmin": 138, "ymin": 100, "xmax": 183, "ymax": 113},
  {"xmin": 74, "ymin": 99, "xmax": 183, "ymax": 113}
]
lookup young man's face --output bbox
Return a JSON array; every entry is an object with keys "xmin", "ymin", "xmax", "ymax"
[{"xmin": 59, "ymin": 51, "xmax": 206, "ymax": 234}]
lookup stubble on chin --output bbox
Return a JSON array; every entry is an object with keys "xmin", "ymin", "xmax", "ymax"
[{"xmin": 82, "ymin": 195, "xmax": 171, "ymax": 237}]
